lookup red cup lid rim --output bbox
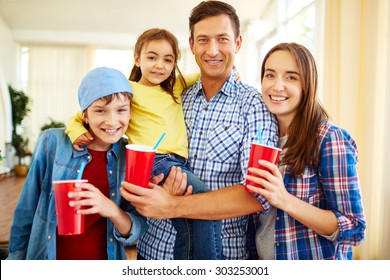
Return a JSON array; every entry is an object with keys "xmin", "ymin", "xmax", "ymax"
[
  {"xmin": 126, "ymin": 144, "xmax": 155, "ymax": 152},
  {"xmin": 53, "ymin": 179, "xmax": 88, "ymax": 183},
  {"xmin": 251, "ymin": 142, "xmax": 282, "ymax": 151}
]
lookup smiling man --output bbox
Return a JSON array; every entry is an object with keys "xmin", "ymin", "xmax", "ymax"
[{"xmin": 121, "ymin": 1, "xmax": 278, "ymax": 260}]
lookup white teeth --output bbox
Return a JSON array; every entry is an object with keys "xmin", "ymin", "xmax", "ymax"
[
  {"xmin": 207, "ymin": 60, "xmax": 221, "ymax": 65},
  {"xmin": 270, "ymin": 95, "xmax": 287, "ymax": 101},
  {"xmin": 105, "ymin": 129, "xmax": 117, "ymax": 133}
]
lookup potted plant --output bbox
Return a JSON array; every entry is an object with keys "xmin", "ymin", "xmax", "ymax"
[
  {"xmin": 9, "ymin": 85, "xmax": 32, "ymax": 177},
  {"xmin": 0, "ymin": 149, "xmax": 5, "ymax": 176},
  {"xmin": 0, "ymin": 149, "xmax": 4, "ymax": 168},
  {"xmin": 40, "ymin": 118, "xmax": 65, "ymax": 131}
]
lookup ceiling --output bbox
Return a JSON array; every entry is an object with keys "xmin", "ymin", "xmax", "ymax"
[{"xmin": 0, "ymin": 0, "xmax": 269, "ymax": 48}]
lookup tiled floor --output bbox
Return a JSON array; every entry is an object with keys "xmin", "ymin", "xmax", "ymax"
[{"xmin": 0, "ymin": 172, "xmax": 137, "ymax": 260}]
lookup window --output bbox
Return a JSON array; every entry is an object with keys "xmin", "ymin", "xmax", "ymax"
[
  {"xmin": 94, "ymin": 49, "xmax": 133, "ymax": 78},
  {"xmin": 243, "ymin": 0, "xmax": 321, "ymax": 90}
]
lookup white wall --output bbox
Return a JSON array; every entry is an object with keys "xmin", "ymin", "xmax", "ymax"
[{"xmin": 0, "ymin": 15, "xmax": 18, "ymax": 167}]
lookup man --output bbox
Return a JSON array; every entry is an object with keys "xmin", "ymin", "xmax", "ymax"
[{"xmin": 121, "ymin": 0, "xmax": 278, "ymax": 260}]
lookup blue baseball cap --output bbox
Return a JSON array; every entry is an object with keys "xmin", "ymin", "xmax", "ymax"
[{"xmin": 78, "ymin": 67, "xmax": 133, "ymax": 111}]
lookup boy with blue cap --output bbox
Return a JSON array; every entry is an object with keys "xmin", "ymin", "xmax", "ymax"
[{"xmin": 7, "ymin": 67, "xmax": 146, "ymax": 260}]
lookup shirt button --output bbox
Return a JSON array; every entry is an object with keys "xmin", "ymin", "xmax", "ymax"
[
  {"xmin": 111, "ymin": 192, "xmax": 115, "ymax": 197},
  {"xmin": 276, "ymin": 217, "xmax": 280, "ymax": 220},
  {"xmin": 224, "ymin": 126, "xmax": 229, "ymax": 130},
  {"xmin": 109, "ymin": 170, "xmax": 113, "ymax": 174},
  {"xmin": 276, "ymin": 243, "xmax": 280, "ymax": 247},
  {"xmin": 199, "ymin": 131, "xmax": 203, "ymax": 135},
  {"xmin": 109, "ymin": 238, "xmax": 113, "ymax": 242},
  {"xmin": 193, "ymin": 154, "xmax": 198, "ymax": 159},
  {"xmin": 87, "ymin": 156, "xmax": 91, "ymax": 159},
  {"xmin": 204, "ymin": 107, "xmax": 208, "ymax": 111},
  {"xmin": 48, "ymin": 235, "xmax": 51, "ymax": 240}
]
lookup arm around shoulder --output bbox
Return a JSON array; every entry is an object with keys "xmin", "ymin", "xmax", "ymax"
[{"xmin": 65, "ymin": 111, "xmax": 88, "ymax": 143}]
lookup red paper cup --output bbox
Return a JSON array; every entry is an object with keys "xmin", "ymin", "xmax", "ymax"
[
  {"xmin": 125, "ymin": 144, "xmax": 156, "ymax": 188},
  {"xmin": 53, "ymin": 179, "xmax": 87, "ymax": 235},
  {"xmin": 245, "ymin": 143, "xmax": 282, "ymax": 191}
]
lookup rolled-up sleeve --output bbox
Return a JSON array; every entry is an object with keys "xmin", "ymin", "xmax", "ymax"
[{"xmin": 113, "ymin": 212, "xmax": 147, "ymax": 246}]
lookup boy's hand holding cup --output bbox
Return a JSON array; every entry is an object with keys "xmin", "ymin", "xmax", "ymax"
[{"xmin": 53, "ymin": 179, "xmax": 87, "ymax": 235}]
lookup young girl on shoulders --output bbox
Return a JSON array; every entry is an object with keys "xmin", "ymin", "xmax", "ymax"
[{"xmin": 66, "ymin": 29, "xmax": 221, "ymax": 260}]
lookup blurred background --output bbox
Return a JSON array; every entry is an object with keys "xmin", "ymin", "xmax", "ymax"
[{"xmin": 0, "ymin": 0, "xmax": 389, "ymax": 260}]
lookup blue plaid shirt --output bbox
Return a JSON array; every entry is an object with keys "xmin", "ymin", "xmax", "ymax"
[
  {"xmin": 247, "ymin": 121, "xmax": 367, "ymax": 259},
  {"xmin": 137, "ymin": 71, "xmax": 278, "ymax": 259}
]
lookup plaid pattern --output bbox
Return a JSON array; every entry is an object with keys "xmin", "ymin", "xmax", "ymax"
[
  {"xmin": 248, "ymin": 121, "xmax": 366, "ymax": 260},
  {"xmin": 137, "ymin": 71, "xmax": 278, "ymax": 259}
]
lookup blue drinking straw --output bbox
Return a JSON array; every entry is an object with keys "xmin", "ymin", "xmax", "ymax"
[
  {"xmin": 76, "ymin": 161, "xmax": 87, "ymax": 180},
  {"xmin": 257, "ymin": 125, "xmax": 263, "ymax": 144},
  {"xmin": 153, "ymin": 132, "xmax": 166, "ymax": 150}
]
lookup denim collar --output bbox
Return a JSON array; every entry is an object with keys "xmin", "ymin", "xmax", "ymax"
[{"xmin": 71, "ymin": 140, "xmax": 122, "ymax": 160}]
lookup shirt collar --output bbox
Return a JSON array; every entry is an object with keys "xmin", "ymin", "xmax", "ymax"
[
  {"xmin": 193, "ymin": 69, "xmax": 239, "ymax": 98},
  {"xmin": 219, "ymin": 70, "xmax": 239, "ymax": 97},
  {"xmin": 110, "ymin": 140, "xmax": 122, "ymax": 159},
  {"xmin": 71, "ymin": 139, "xmax": 122, "ymax": 159}
]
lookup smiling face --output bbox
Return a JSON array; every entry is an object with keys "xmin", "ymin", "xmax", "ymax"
[
  {"xmin": 189, "ymin": 14, "xmax": 241, "ymax": 84},
  {"xmin": 134, "ymin": 39, "xmax": 175, "ymax": 87},
  {"xmin": 261, "ymin": 50, "xmax": 303, "ymax": 132},
  {"xmin": 83, "ymin": 93, "xmax": 131, "ymax": 151}
]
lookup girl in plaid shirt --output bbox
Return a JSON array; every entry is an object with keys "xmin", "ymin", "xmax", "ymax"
[{"xmin": 246, "ymin": 42, "xmax": 366, "ymax": 259}]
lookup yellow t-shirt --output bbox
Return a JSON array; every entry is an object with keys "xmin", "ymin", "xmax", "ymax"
[{"xmin": 65, "ymin": 73, "xmax": 199, "ymax": 159}]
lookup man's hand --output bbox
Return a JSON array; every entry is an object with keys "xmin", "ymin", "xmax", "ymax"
[
  {"xmin": 120, "ymin": 180, "xmax": 179, "ymax": 219},
  {"xmin": 120, "ymin": 167, "xmax": 190, "ymax": 219},
  {"xmin": 73, "ymin": 132, "xmax": 94, "ymax": 151},
  {"xmin": 162, "ymin": 166, "xmax": 192, "ymax": 196}
]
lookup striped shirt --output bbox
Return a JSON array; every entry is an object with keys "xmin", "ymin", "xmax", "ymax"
[
  {"xmin": 247, "ymin": 121, "xmax": 367, "ymax": 259},
  {"xmin": 137, "ymin": 71, "xmax": 278, "ymax": 259}
]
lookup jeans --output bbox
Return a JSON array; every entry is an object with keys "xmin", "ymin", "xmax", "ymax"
[{"xmin": 152, "ymin": 154, "xmax": 222, "ymax": 260}]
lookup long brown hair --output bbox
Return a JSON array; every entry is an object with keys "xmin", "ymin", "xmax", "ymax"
[
  {"xmin": 261, "ymin": 43, "xmax": 329, "ymax": 177},
  {"xmin": 129, "ymin": 28, "xmax": 187, "ymax": 103}
]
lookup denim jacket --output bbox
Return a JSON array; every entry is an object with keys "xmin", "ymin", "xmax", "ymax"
[{"xmin": 7, "ymin": 128, "xmax": 146, "ymax": 260}]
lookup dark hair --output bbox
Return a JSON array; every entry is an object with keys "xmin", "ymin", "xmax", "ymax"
[
  {"xmin": 84, "ymin": 91, "xmax": 132, "ymax": 117},
  {"xmin": 99, "ymin": 92, "xmax": 132, "ymax": 105},
  {"xmin": 189, "ymin": 0, "xmax": 240, "ymax": 40},
  {"xmin": 129, "ymin": 28, "xmax": 187, "ymax": 104},
  {"xmin": 261, "ymin": 42, "xmax": 329, "ymax": 177}
]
